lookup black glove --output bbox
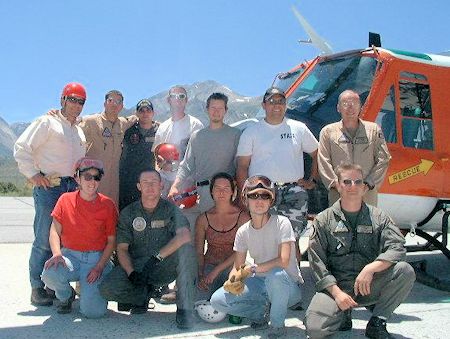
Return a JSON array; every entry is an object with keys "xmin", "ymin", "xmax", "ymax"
[
  {"xmin": 128, "ymin": 271, "xmax": 147, "ymax": 287},
  {"xmin": 142, "ymin": 255, "xmax": 161, "ymax": 274}
]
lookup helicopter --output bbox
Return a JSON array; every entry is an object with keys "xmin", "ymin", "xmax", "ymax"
[{"xmin": 270, "ymin": 6, "xmax": 450, "ymax": 259}]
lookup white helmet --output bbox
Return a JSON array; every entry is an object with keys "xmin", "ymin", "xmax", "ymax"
[{"xmin": 194, "ymin": 300, "xmax": 227, "ymax": 323}]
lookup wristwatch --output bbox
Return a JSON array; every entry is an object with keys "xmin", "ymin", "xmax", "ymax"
[
  {"xmin": 250, "ymin": 264, "xmax": 258, "ymax": 277},
  {"xmin": 155, "ymin": 253, "xmax": 164, "ymax": 262}
]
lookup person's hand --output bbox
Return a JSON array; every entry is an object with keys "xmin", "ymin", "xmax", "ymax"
[
  {"xmin": 203, "ymin": 269, "xmax": 220, "ymax": 285},
  {"xmin": 44, "ymin": 255, "xmax": 66, "ymax": 270},
  {"xmin": 334, "ymin": 290, "xmax": 358, "ymax": 311},
  {"xmin": 30, "ymin": 173, "xmax": 51, "ymax": 189},
  {"xmin": 128, "ymin": 271, "xmax": 147, "ymax": 286},
  {"xmin": 87, "ymin": 265, "xmax": 104, "ymax": 284},
  {"xmin": 197, "ymin": 274, "xmax": 209, "ymax": 291},
  {"xmin": 354, "ymin": 266, "xmax": 375, "ymax": 296},
  {"xmin": 167, "ymin": 185, "xmax": 179, "ymax": 200},
  {"xmin": 297, "ymin": 178, "xmax": 316, "ymax": 190}
]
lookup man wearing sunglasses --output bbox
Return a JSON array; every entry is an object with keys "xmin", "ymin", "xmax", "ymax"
[
  {"xmin": 41, "ymin": 157, "xmax": 117, "ymax": 317},
  {"xmin": 152, "ymin": 86, "xmax": 203, "ymax": 196},
  {"xmin": 306, "ymin": 163, "xmax": 414, "ymax": 338},
  {"xmin": 236, "ymin": 87, "xmax": 319, "ymax": 260},
  {"xmin": 79, "ymin": 90, "xmax": 138, "ymax": 207},
  {"xmin": 318, "ymin": 89, "xmax": 391, "ymax": 207},
  {"xmin": 211, "ymin": 175, "xmax": 303, "ymax": 338},
  {"xmin": 14, "ymin": 82, "xmax": 87, "ymax": 307}
]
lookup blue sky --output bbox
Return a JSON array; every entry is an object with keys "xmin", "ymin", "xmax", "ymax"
[{"xmin": 1, "ymin": 0, "xmax": 449, "ymax": 124}]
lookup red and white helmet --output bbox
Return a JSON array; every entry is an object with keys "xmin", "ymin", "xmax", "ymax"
[
  {"xmin": 171, "ymin": 185, "xmax": 198, "ymax": 209},
  {"xmin": 194, "ymin": 300, "xmax": 226, "ymax": 323},
  {"xmin": 155, "ymin": 143, "xmax": 180, "ymax": 172},
  {"xmin": 61, "ymin": 82, "xmax": 87, "ymax": 100}
]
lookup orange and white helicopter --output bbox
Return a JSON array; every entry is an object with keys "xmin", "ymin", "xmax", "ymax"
[{"xmin": 273, "ymin": 7, "xmax": 450, "ymax": 258}]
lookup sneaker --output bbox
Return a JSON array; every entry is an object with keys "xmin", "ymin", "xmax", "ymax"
[
  {"xmin": 159, "ymin": 290, "xmax": 177, "ymax": 304},
  {"xmin": 365, "ymin": 316, "xmax": 394, "ymax": 339},
  {"xmin": 31, "ymin": 287, "xmax": 53, "ymax": 306},
  {"xmin": 339, "ymin": 309, "xmax": 352, "ymax": 331},
  {"xmin": 268, "ymin": 326, "xmax": 287, "ymax": 338},
  {"xmin": 176, "ymin": 309, "xmax": 195, "ymax": 329},
  {"xmin": 250, "ymin": 319, "xmax": 269, "ymax": 331},
  {"xmin": 57, "ymin": 288, "xmax": 76, "ymax": 314},
  {"xmin": 117, "ymin": 303, "xmax": 133, "ymax": 312}
]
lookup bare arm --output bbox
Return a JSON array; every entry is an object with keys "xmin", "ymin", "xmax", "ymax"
[
  {"xmin": 229, "ymin": 250, "xmax": 247, "ymax": 279},
  {"xmin": 236, "ymin": 156, "xmax": 251, "ymax": 207},
  {"xmin": 195, "ymin": 214, "xmax": 207, "ymax": 276},
  {"xmin": 117, "ymin": 243, "xmax": 135, "ymax": 275},
  {"xmin": 354, "ymin": 260, "xmax": 393, "ymax": 296},
  {"xmin": 86, "ymin": 235, "xmax": 116, "ymax": 283},
  {"xmin": 158, "ymin": 227, "xmax": 191, "ymax": 259},
  {"xmin": 44, "ymin": 220, "xmax": 66, "ymax": 269},
  {"xmin": 298, "ymin": 150, "xmax": 319, "ymax": 190}
]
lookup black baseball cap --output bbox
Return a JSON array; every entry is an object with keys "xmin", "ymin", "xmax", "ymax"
[{"xmin": 263, "ymin": 87, "xmax": 286, "ymax": 102}]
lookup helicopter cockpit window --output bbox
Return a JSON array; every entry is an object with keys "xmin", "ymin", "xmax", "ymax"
[
  {"xmin": 399, "ymin": 73, "xmax": 433, "ymax": 150},
  {"xmin": 285, "ymin": 54, "xmax": 377, "ymax": 138},
  {"xmin": 375, "ymin": 86, "xmax": 397, "ymax": 143},
  {"xmin": 272, "ymin": 66, "xmax": 306, "ymax": 92}
]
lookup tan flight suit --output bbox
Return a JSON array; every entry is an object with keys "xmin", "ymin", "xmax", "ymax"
[
  {"xmin": 318, "ymin": 119, "xmax": 391, "ymax": 206},
  {"xmin": 80, "ymin": 113, "xmax": 136, "ymax": 206},
  {"xmin": 305, "ymin": 201, "xmax": 415, "ymax": 338}
]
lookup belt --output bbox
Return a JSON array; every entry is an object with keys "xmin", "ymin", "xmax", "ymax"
[
  {"xmin": 274, "ymin": 181, "xmax": 298, "ymax": 187},
  {"xmin": 196, "ymin": 180, "xmax": 210, "ymax": 187}
]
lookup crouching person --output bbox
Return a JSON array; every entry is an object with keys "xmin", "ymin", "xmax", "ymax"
[
  {"xmin": 211, "ymin": 175, "xmax": 303, "ymax": 338},
  {"xmin": 99, "ymin": 169, "xmax": 197, "ymax": 329},
  {"xmin": 41, "ymin": 158, "xmax": 118, "ymax": 318},
  {"xmin": 305, "ymin": 163, "xmax": 415, "ymax": 338}
]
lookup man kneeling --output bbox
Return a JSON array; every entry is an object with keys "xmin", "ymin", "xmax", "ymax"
[
  {"xmin": 306, "ymin": 162, "xmax": 415, "ymax": 338},
  {"xmin": 41, "ymin": 158, "xmax": 117, "ymax": 318},
  {"xmin": 99, "ymin": 169, "xmax": 197, "ymax": 329}
]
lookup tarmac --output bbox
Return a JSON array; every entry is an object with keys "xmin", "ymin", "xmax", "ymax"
[{"xmin": 1, "ymin": 196, "xmax": 449, "ymax": 339}]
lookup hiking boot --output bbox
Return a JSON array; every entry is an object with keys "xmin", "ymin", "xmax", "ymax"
[
  {"xmin": 57, "ymin": 288, "xmax": 76, "ymax": 314},
  {"xmin": 117, "ymin": 303, "xmax": 133, "ymax": 312},
  {"xmin": 176, "ymin": 309, "xmax": 195, "ymax": 329},
  {"xmin": 130, "ymin": 303, "xmax": 148, "ymax": 314},
  {"xmin": 45, "ymin": 287, "xmax": 56, "ymax": 299},
  {"xmin": 31, "ymin": 287, "xmax": 53, "ymax": 306},
  {"xmin": 250, "ymin": 319, "xmax": 269, "ymax": 331},
  {"xmin": 339, "ymin": 309, "xmax": 352, "ymax": 331},
  {"xmin": 268, "ymin": 326, "xmax": 287, "ymax": 338},
  {"xmin": 365, "ymin": 316, "xmax": 394, "ymax": 339},
  {"xmin": 159, "ymin": 290, "xmax": 177, "ymax": 304}
]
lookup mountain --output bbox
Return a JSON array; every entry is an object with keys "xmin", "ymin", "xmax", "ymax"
[
  {"xmin": 0, "ymin": 117, "xmax": 17, "ymax": 158},
  {"xmin": 121, "ymin": 80, "xmax": 263, "ymax": 125}
]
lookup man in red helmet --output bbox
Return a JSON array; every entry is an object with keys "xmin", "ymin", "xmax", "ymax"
[{"xmin": 14, "ymin": 82, "xmax": 87, "ymax": 306}]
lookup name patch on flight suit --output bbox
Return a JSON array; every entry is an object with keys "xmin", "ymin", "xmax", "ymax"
[
  {"xmin": 151, "ymin": 220, "xmax": 165, "ymax": 229},
  {"xmin": 357, "ymin": 225, "xmax": 373, "ymax": 233},
  {"xmin": 334, "ymin": 220, "xmax": 349, "ymax": 233},
  {"xmin": 145, "ymin": 136, "xmax": 155, "ymax": 143},
  {"xmin": 338, "ymin": 134, "xmax": 351, "ymax": 144},
  {"xmin": 354, "ymin": 137, "xmax": 369, "ymax": 144},
  {"xmin": 133, "ymin": 217, "xmax": 147, "ymax": 231},
  {"xmin": 130, "ymin": 133, "xmax": 140, "ymax": 145}
]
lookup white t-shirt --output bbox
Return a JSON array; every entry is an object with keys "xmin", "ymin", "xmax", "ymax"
[
  {"xmin": 234, "ymin": 215, "xmax": 303, "ymax": 282},
  {"xmin": 237, "ymin": 118, "xmax": 318, "ymax": 183},
  {"xmin": 153, "ymin": 114, "xmax": 204, "ymax": 181}
]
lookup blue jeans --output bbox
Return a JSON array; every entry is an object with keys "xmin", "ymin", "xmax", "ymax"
[
  {"xmin": 30, "ymin": 177, "xmax": 77, "ymax": 288},
  {"xmin": 197, "ymin": 263, "xmax": 231, "ymax": 301},
  {"xmin": 41, "ymin": 248, "xmax": 112, "ymax": 318},
  {"xmin": 210, "ymin": 268, "xmax": 302, "ymax": 328}
]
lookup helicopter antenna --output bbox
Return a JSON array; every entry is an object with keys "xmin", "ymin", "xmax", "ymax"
[{"xmin": 291, "ymin": 5, "xmax": 333, "ymax": 55}]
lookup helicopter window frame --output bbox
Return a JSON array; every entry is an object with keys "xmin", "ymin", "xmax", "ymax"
[
  {"xmin": 375, "ymin": 85, "xmax": 397, "ymax": 143},
  {"xmin": 399, "ymin": 73, "xmax": 434, "ymax": 150}
]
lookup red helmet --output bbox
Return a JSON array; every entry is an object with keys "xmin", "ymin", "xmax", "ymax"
[
  {"xmin": 155, "ymin": 143, "xmax": 180, "ymax": 172},
  {"xmin": 61, "ymin": 82, "xmax": 87, "ymax": 100},
  {"xmin": 171, "ymin": 186, "xmax": 198, "ymax": 209}
]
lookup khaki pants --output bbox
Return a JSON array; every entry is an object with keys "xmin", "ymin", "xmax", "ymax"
[{"xmin": 305, "ymin": 262, "xmax": 415, "ymax": 338}]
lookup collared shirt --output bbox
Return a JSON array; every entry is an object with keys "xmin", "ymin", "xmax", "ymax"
[
  {"xmin": 14, "ymin": 111, "xmax": 86, "ymax": 178},
  {"xmin": 308, "ymin": 200, "xmax": 406, "ymax": 292},
  {"xmin": 318, "ymin": 119, "xmax": 391, "ymax": 189}
]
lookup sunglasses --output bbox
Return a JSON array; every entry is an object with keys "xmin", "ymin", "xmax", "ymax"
[
  {"xmin": 66, "ymin": 96, "xmax": 85, "ymax": 105},
  {"xmin": 81, "ymin": 173, "xmax": 102, "ymax": 182},
  {"xmin": 342, "ymin": 179, "xmax": 364, "ymax": 187},
  {"xmin": 247, "ymin": 193, "xmax": 272, "ymax": 200},
  {"xmin": 106, "ymin": 97, "xmax": 123, "ymax": 105},
  {"xmin": 340, "ymin": 101, "xmax": 360, "ymax": 108},
  {"xmin": 169, "ymin": 93, "xmax": 187, "ymax": 100},
  {"xmin": 266, "ymin": 97, "xmax": 286, "ymax": 105}
]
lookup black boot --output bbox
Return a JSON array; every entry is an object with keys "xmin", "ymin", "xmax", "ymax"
[
  {"xmin": 31, "ymin": 287, "xmax": 53, "ymax": 306},
  {"xmin": 339, "ymin": 309, "xmax": 352, "ymax": 331},
  {"xmin": 365, "ymin": 316, "xmax": 394, "ymax": 339},
  {"xmin": 57, "ymin": 288, "xmax": 76, "ymax": 314},
  {"xmin": 176, "ymin": 309, "xmax": 195, "ymax": 329}
]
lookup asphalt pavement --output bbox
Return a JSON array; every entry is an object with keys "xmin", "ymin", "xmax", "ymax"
[{"xmin": 1, "ymin": 197, "xmax": 449, "ymax": 339}]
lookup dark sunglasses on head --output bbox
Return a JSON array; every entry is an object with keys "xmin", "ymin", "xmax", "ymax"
[
  {"xmin": 169, "ymin": 93, "xmax": 187, "ymax": 100},
  {"xmin": 342, "ymin": 179, "xmax": 364, "ymax": 187},
  {"xmin": 247, "ymin": 192, "xmax": 272, "ymax": 200},
  {"xmin": 66, "ymin": 96, "xmax": 85, "ymax": 105},
  {"xmin": 82, "ymin": 173, "xmax": 102, "ymax": 182}
]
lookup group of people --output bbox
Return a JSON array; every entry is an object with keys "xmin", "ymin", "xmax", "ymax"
[{"xmin": 13, "ymin": 81, "xmax": 415, "ymax": 338}]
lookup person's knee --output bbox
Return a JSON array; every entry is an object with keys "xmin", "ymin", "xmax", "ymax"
[
  {"xmin": 41, "ymin": 267, "xmax": 60, "ymax": 286},
  {"xmin": 81, "ymin": 304, "xmax": 107, "ymax": 319},
  {"xmin": 305, "ymin": 311, "xmax": 328, "ymax": 339},
  {"xmin": 265, "ymin": 268, "xmax": 288, "ymax": 290},
  {"xmin": 395, "ymin": 261, "xmax": 416, "ymax": 283},
  {"xmin": 210, "ymin": 288, "xmax": 228, "ymax": 313}
]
